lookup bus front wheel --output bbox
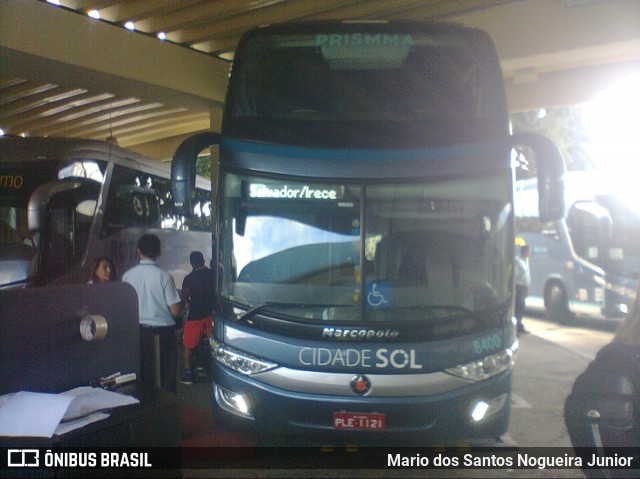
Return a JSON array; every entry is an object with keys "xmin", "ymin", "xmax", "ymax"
[{"xmin": 545, "ymin": 283, "xmax": 573, "ymax": 324}]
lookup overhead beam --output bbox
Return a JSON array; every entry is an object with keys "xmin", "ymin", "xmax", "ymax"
[
  {"xmin": 506, "ymin": 58, "xmax": 640, "ymax": 111},
  {"xmin": 0, "ymin": 0, "xmax": 228, "ymax": 111},
  {"xmin": 3, "ymin": 0, "xmax": 640, "ymax": 155},
  {"xmin": 454, "ymin": 0, "xmax": 640, "ymax": 109}
]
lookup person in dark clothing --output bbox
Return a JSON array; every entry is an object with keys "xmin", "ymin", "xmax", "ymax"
[{"xmin": 180, "ymin": 251, "xmax": 216, "ymax": 384}]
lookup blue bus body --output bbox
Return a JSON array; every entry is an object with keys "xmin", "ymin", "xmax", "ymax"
[
  {"xmin": 213, "ymin": 142, "xmax": 515, "ymax": 443},
  {"xmin": 516, "ymin": 172, "xmax": 639, "ymax": 323},
  {"xmin": 171, "ymin": 20, "xmax": 565, "ymax": 444},
  {"xmin": 212, "ymin": 316, "xmax": 512, "ymax": 442}
]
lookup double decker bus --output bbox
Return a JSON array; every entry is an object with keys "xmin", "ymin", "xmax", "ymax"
[
  {"xmin": 171, "ymin": 20, "xmax": 565, "ymax": 443},
  {"xmin": 0, "ymin": 136, "xmax": 211, "ymax": 289},
  {"xmin": 515, "ymin": 170, "xmax": 639, "ymax": 323}
]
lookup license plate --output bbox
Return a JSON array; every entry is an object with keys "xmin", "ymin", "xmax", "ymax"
[{"xmin": 333, "ymin": 412, "xmax": 386, "ymax": 430}]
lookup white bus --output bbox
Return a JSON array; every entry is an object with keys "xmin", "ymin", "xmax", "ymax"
[
  {"xmin": 515, "ymin": 170, "xmax": 639, "ymax": 322},
  {"xmin": 0, "ymin": 136, "xmax": 211, "ymax": 288}
]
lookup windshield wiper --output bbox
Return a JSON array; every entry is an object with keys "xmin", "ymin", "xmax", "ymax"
[
  {"xmin": 232, "ymin": 301, "xmax": 353, "ymax": 322},
  {"xmin": 414, "ymin": 305, "xmax": 474, "ymax": 319}
]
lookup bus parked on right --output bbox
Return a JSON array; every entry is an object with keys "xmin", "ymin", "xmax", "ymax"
[{"xmin": 516, "ymin": 170, "xmax": 640, "ymax": 323}]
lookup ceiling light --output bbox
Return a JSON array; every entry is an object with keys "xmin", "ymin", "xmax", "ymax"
[
  {"xmin": 124, "ymin": 21, "xmax": 135, "ymax": 31},
  {"xmin": 157, "ymin": 32, "xmax": 166, "ymax": 40},
  {"xmin": 47, "ymin": 0, "xmax": 61, "ymax": 5},
  {"xmin": 0, "ymin": 128, "xmax": 5, "ymax": 136},
  {"xmin": 219, "ymin": 51, "xmax": 235, "ymax": 61},
  {"xmin": 87, "ymin": 10, "xmax": 100, "ymax": 20}
]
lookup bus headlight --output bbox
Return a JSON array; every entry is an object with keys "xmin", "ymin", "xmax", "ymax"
[
  {"xmin": 210, "ymin": 338, "xmax": 278, "ymax": 375},
  {"xmin": 445, "ymin": 345, "xmax": 516, "ymax": 382},
  {"xmin": 215, "ymin": 384, "xmax": 254, "ymax": 419},
  {"xmin": 470, "ymin": 394, "xmax": 508, "ymax": 423}
]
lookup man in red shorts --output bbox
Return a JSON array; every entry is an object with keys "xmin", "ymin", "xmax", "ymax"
[{"xmin": 180, "ymin": 251, "xmax": 216, "ymax": 385}]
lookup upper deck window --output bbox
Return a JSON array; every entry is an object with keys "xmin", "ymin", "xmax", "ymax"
[{"xmin": 225, "ymin": 24, "xmax": 507, "ymax": 147}]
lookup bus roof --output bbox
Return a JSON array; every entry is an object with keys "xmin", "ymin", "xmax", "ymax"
[{"xmin": 0, "ymin": 136, "xmax": 210, "ymax": 189}]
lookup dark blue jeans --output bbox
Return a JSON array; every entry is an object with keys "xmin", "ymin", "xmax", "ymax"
[
  {"xmin": 140, "ymin": 324, "xmax": 177, "ymax": 393},
  {"xmin": 515, "ymin": 285, "xmax": 528, "ymax": 332}
]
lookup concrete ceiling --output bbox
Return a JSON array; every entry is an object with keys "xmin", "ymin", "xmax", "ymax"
[{"xmin": 1, "ymin": 0, "xmax": 639, "ymax": 160}]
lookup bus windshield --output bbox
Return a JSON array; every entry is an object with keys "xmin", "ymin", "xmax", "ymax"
[
  {"xmin": 226, "ymin": 23, "xmax": 507, "ymax": 147},
  {"xmin": 591, "ymin": 194, "xmax": 640, "ymax": 279},
  {"xmin": 221, "ymin": 171, "xmax": 512, "ymax": 327}
]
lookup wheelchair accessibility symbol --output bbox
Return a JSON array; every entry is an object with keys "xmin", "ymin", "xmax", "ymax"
[{"xmin": 366, "ymin": 282, "xmax": 390, "ymax": 309}]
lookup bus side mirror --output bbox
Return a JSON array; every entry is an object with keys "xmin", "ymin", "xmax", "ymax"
[
  {"xmin": 28, "ymin": 180, "xmax": 95, "ymax": 231},
  {"xmin": 511, "ymin": 132, "xmax": 566, "ymax": 223},
  {"xmin": 171, "ymin": 132, "xmax": 221, "ymax": 216},
  {"xmin": 27, "ymin": 179, "xmax": 100, "ymax": 285}
]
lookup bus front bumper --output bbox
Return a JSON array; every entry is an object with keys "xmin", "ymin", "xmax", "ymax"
[{"xmin": 211, "ymin": 365, "xmax": 512, "ymax": 444}]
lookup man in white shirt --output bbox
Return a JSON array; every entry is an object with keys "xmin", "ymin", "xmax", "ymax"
[
  {"xmin": 514, "ymin": 245, "xmax": 531, "ymax": 336},
  {"xmin": 123, "ymin": 234, "xmax": 182, "ymax": 392}
]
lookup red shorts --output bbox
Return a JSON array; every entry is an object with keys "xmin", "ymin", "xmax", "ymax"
[{"xmin": 182, "ymin": 316, "xmax": 212, "ymax": 349}]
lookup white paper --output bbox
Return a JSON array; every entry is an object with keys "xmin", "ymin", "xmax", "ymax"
[
  {"xmin": 0, "ymin": 391, "xmax": 74, "ymax": 438},
  {"xmin": 60, "ymin": 386, "xmax": 139, "ymax": 421},
  {"xmin": 54, "ymin": 412, "xmax": 111, "ymax": 435},
  {"xmin": 0, "ymin": 387, "xmax": 139, "ymax": 438}
]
